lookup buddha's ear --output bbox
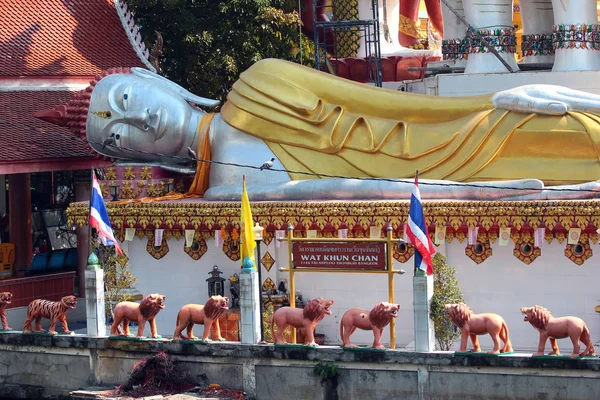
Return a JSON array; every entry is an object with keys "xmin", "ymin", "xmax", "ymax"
[{"xmin": 131, "ymin": 67, "xmax": 220, "ymax": 108}]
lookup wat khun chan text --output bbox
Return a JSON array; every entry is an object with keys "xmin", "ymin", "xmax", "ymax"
[{"xmin": 292, "ymin": 242, "xmax": 387, "ymax": 270}]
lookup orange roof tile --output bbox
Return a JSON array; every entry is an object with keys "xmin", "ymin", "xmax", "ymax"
[
  {"xmin": 0, "ymin": 90, "xmax": 106, "ymax": 166},
  {"xmin": 0, "ymin": 0, "xmax": 152, "ymax": 76}
]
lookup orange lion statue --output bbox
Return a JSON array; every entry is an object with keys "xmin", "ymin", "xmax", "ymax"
[
  {"xmin": 172, "ymin": 295, "xmax": 230, "ymax": 341},
  {"xmin": 521, "ymin": 305, "xmax": 596, "ymax": 358},
  {"xmin": 0, "ymin": 292, "xmax": 13, "ymax": 330},
  {"xmin": 340, "ymin": 302, "xmax": 400, "ymax": 349},
  {"xmin": 271, "ymin": 298, "xmax": 333, "ymax": 346},
  {"xmin": 23, "ymin": 295, "xmax": 77, "ymax": 335},
  {"xmin": 110, "ymin": 293, "xmax": 166, "ymax": 338},
  {"xmin": 445, "ymin": 303, "xmax": 513, "ymax": 354}
]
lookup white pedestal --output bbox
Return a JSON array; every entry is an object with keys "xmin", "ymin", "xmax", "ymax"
[
  {"xmin": 413, "ymin": 274, "xmax": 435, "ymax": 352},
  {"xmin": 85, "ymin": 269, "xmax": 106, "ymax": 337},
  {"xmin": 239, "ymin": 270, "xmax": 261, "ymax": 344}
]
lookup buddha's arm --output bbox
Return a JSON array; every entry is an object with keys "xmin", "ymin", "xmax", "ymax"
[
  {"xmin": 204, "ymin": 178, "xmax": 545, "ymax": 201},
  {"xmin": 204, "ymin": 179, "xmax": 600, "ymax": 201}
]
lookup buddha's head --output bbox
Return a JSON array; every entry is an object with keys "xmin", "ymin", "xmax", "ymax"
[{"xmin": 33, "ymin": 68, "xmax": 219, "ymax": 163}]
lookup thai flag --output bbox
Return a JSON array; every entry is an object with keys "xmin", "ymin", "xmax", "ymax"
[
  {"xmin": 90, "ymin": 171, "xmax": 123, "ymax": 255},
  {"xmin": 406, "ymin": 174, "xmax": 435, "ymax": 275}
]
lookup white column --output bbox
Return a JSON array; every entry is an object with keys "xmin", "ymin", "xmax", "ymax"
[
  {"xmin": 413, "ymin": 274, "xmax": 435, "ymax": 352},
  {"xmin": 85, "ymin": 254, "xmax": 106, "ymax": 337},
  {"xmin": 239, "ymin": 270, "xmax": 261, "ymax": 344},
  {"xmin": 519, "ymin": 0, "xmax": 554, "ymax": 65},
  {"xmin": 441, "ymin": 0, "xmax": 468, "ymax": 67},
  {"xmin": 551, "ymin": 0, "xmax": 600, "ymax": 71},
  {"xmin": 462, "ymin": 0, "xmax": 520, "ymax": 73}
]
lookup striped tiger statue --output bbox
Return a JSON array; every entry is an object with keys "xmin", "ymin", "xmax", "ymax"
[
  {"xmin": 23, "ymin": 295, "xmax": 77, "ymax": 335},
  {"xmin": 0, "ymin": 292, "xmax": 13, "ymax": 330}
]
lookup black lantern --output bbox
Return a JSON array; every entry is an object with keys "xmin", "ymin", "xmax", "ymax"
[
  {"xmin": 166, "ymin": 180, "xmax": 174, "ymax": 193},
  {"xmin": 109, "ymin": 184, "xmax": 120, "ymax": 201},
  {"xmin": 207, "ymin": 265, "xmax": 226, "ymax": 297}
]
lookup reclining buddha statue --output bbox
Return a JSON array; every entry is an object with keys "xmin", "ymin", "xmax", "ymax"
[{"xmin": 34, "ymin": 59, "xmax": 600, "ymax": 201}]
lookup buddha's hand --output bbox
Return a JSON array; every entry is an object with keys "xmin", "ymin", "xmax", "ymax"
[{"xmin": 492, "ymin": 85, "xmax": 600, "ymax": 115}]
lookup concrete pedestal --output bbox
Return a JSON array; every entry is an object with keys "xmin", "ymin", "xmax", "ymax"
[
  {"xmin": 239, "ymin": 270, "xmax": 261, "ymax": 344},
  {"xmin": 85, "ymin": 269, "xmax": 106, "ymax": 337},
  {"xmin": 413, "ymin": 274, "xmax": 435, "ymax": 352}
]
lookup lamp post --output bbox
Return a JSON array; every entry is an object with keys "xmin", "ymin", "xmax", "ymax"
[
  {"xmin": 166, "ymin": 180, "xmax": 174, "ymax": 194},
  {"xmin": 252, "ymin": 222, "xmax": 265, "ymax": 342},
  {"xmin": 109, "ymin": 184, "xmax": 120, "ymax": 202}
]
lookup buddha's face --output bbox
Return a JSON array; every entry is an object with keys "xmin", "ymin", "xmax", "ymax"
[{"xmin": 87, "ymin": 74, "xmax": 197, "ymax": 161}]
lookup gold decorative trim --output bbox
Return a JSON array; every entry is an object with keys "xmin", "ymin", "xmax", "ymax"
[
  {"xmin": 512, "ymin": 232, "xmax": 541, "ymax": 265},
  {"xmin": 263, "ymin": 277, "xmax": 276, "ymax": 293},
  {"xmin": 67, "ymin": 200, "xmax": 600, "ymax": 252},
  {"xmin": 223, "ymin": 236, "xmax": 241, "ymax": 262},
  {"xmin": 146, "ymin": 231, "xmax": 170, "ymax": 260},
  {"xmin": 465, "ymin": 235, "xmax": 492, "ymax": 264},
  {"xmin": 393, "ymin": 241, "xmax": 415, "ymax": 263},
  {"xmin": 564, "ymin": 236, "xmax": 593, "ymax": 266},
  {"xmin": 400, "ymin": 14, "xmax": 420, "ymax": 38},
  {"xmin": 183, "ymin": 231, "xmax": 208, "ymax": 261}
]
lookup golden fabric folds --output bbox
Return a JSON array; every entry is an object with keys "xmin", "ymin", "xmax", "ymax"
[
  {"xmin": 221, "ymin": 58, "xmax": 600, "ymax": 185},
  {"xmin": 187, "ymin": 112, "xmax": 215, "ymax": 196}
]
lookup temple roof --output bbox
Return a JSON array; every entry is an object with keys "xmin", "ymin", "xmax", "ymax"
[
  {"xmin": 0, "ymin": 0, "xmax": 153, "ymax": 77},
  {"xmin": 0, "ymin": 90, "xmax": 111, "ymax": 173}
]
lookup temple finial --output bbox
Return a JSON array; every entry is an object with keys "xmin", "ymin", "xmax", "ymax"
[{"xmin": 32, "ymin": 105, "xmax": 68, "ymax": 126}]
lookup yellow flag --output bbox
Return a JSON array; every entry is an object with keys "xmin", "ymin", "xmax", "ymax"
[{"xmin": 240, "ymin": 178, "xmax": 256, "ymax": 269}]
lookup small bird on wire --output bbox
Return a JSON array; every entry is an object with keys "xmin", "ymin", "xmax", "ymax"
[
  {"xmin": 260, "ymin": 157, "xmax": 275, "ymax": 171},
  {"xmin": 187, "ymin": 147, "xmax": 197, "ymax": 160}
]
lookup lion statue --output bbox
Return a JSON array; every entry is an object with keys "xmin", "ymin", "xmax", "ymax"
[
  {"xmin": 340, "ymin": 302, "xmax": 400, "ymax": 349},
  {"xmin": 271, "ymin": 298, "xmax": 334, "ymax": 346},
  {"xmin": 521, "ymin": 305, "xmax": 596, "ymax": 358},
  {"xmin": 445, "ymin": 303, "xmax": 513, "ymax": 354},
  {"xmin": 0, "ymin": 292, "xmax": 12, "ymax": 330},
  {"xmin": 172, "ymin": 295, "xmax": 229, "ymax": 341},
  {"xmin": 23, "ymin": 295, "xmax": 77, "ymax": 335},
  {"xmin": 110, "ymin": 293, "xmax": 166, "ymax": 338}
]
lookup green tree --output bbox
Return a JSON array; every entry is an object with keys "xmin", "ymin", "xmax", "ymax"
[
  {"xmin": 127, "ymin": 0, "xmax": 315, "ymax": 104},
  {"xmin": 430, "ymin": 253, "xmax": 464, "ymax": 350},
  {"xmin": 95, "ymin": 244, "xmax": 139, "ymax": 321}
]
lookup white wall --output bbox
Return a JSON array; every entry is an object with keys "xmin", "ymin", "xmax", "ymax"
[{"xmin": 124, "ymin": 235, "xmax": 600, "ymax": 352}]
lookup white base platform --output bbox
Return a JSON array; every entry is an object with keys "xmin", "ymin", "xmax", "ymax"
[{"xmin": 404, "ymin": 70, "xmax": 600, "ymax": 96}]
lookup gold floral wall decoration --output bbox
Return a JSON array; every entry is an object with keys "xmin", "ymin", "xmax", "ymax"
[
  {"xmin": 261, "ymin": 251, "xmax": 275, "ymax": 272},
  {"xmin": 564, "ymin": 237, "xmax": 593, "ymax": 266},
  {"xmin": 465, "ymin": 235, "xmax": 492, "ymax": 264},
  {"xmin": 105, "ymin": 167, "xmax": 117, "ymax": 180},
  {"xmin": 140, "ymin": 166, "xmax": 152, "ymax": 180},
  {"xmin": 512, "ymin": 234, "xmax": 541, "ymax": 265},
  {"xmin": 124, "ymin": 167, "xmax": 136, "ymax": 180},
  {"xmin": 183, "ymin": 231, "xmax": 209, "ymax": 260},
  {"xmin": 146, "ymin": 231, "xmax": 170, "ymax": 260}
]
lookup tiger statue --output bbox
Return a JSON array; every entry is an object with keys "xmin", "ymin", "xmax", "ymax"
[
  {"xmin": 23, "ymin": 295, "xmax": 77, "ymax": 335},
  {"xmin": 0, "ymin": 292, "xmax": 13, "ymax": 330}
]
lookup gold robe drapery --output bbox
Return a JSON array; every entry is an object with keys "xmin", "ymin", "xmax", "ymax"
[{"xmin": 221, "ymin": 58, "xmax": 600, "ymax": 185}]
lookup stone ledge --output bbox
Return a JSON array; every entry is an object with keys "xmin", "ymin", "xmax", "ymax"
[{"xmin": 1, "ymin": 333, "xmax": 599, "ymax": 371}]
